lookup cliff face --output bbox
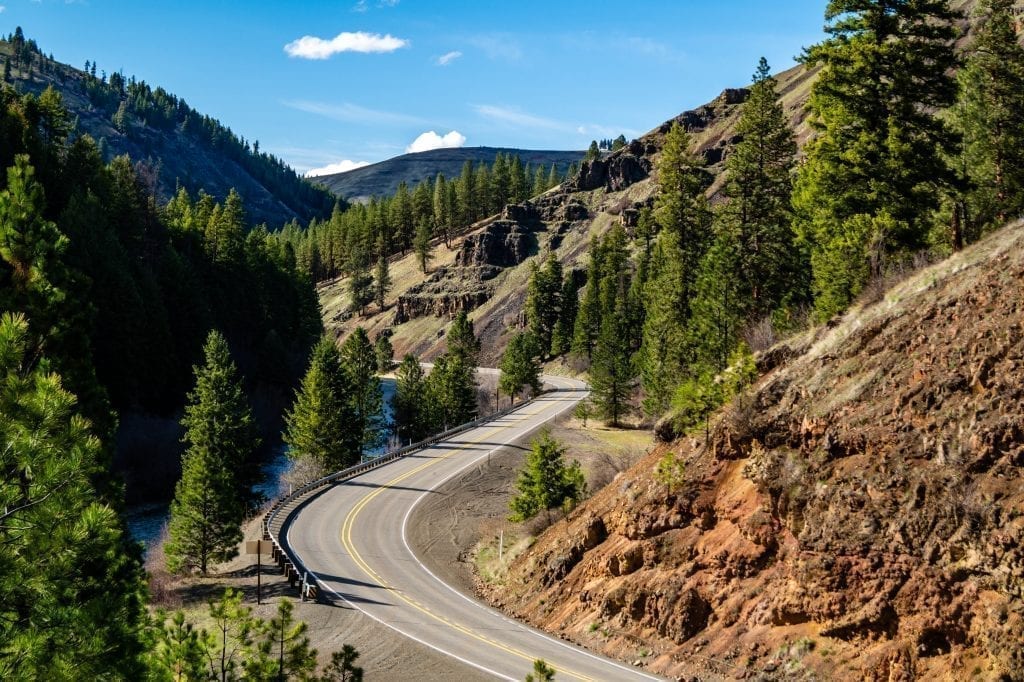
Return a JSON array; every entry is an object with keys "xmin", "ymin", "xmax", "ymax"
[{"xmin": 481, "ymin": 221, "xmax": 1024, "ymax": 681}]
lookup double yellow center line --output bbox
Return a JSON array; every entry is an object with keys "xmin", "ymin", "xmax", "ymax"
[{"xmin": 337, "ymin": 405, "xmax": 594, "ymax": 682}]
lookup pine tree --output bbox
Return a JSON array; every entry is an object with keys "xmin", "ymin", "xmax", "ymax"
[
  {"xmin": 954, "ymin": 0, "xmax": 1024, "ymax": 236},
  {"xmin": 525, "ymin": 253, "xmax": 563, "ymax": 359},
  {"xmin": 793, "ymin": 0, "xmax": 959, "ymax": 318},
  {"xmin": 147, "ymin": 611, "xmax": 210, "ymax": 681},
  {"xmin": 392, "ymin": 354, "xmax": 428, "ymax": 444},
  {"xmin": 0, "ymin": 313, "xmax": 148, "ymax": 679},
  {"xmin": 206, "ymin": 589, "xmax": 260, "ymax": 682},
  {"xmin": 638, "ymin": 230, "xmax": 689, "ymax": 416},
  {"xmin": 166, "ymin": 331, "xmax": 256, "ymax": 573},
  {"xmin": 550, "ymin": 274, "xmax": 577, "ymax": 357},
  {"xmin": 499, "ymin": 332, "xmax": 542, "ymax": 404},
  {"xmin": 526, "ymin": 659, "xmax": 557, "ymax": 682},
  {"xmin": 374, "ymin": 333, "xmax": 394, "ymax": 373},
  {"xmin": 717, "ymin": 58, "xmax": 798, "ymax": 316},
  {"xmin": 425, "ymin": 352, "xmax": 478, "ymax": 430},
  {"xmin": 413, "ymin": 217, "xmax": 432, "ymax": 273},
  {"xmin": 585, "ymin": 140, "xmax": 601, "ymax": 162},
  {"xmin": 508, "ymin": 430, "xmax": 586, "ymax": 523},
  {"xmin": 432, "ymin": 173, "xmax": 453, "ymax": 248},
  {"xmin": 320, "ymin": 645, "xmax": 364, "ymax": 681},
  {"xmin": 374, "ymin": 253, "xmax": 390, "ymax": 311},
  {"xmin": 283, "ymin": 337, "xmax": 360, "ymax": 476},
  {"xmin": 246, "ymin": 599, "xmax": 318, "ymax": 682},
  {"xmin": 571, "ymin": 236, "xmax": 604, "ymax": 362},
  {"xmin": 447, "ymin": 310, "xmax": 481, "ymax": 365},
  {"xmin": 654, "ymin": 122, "xmax": 712, "ymax": 302},
  {"xmin": 340, "ymin": 327, "xmax": 385, "ymax": 452},
  {"xmin": 590, "ymin": 303, "xmax": 636, "ymax": 427}
]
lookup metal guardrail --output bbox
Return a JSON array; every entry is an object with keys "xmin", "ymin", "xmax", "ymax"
[{"xmin": 261, "ymin": 389, "xmax": 558, "ymax": 601}]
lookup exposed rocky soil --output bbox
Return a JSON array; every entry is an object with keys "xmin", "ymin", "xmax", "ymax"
[{"xmin": 480, "ymin": 221, "xmax": 1024, "ymax": 681}]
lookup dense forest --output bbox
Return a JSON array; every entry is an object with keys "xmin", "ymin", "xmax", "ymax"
[
  {"xmin": 1, "ymin": 28, "xmax": 337, "ymax": 227},
  {"xmin": 280, "ymin": 151, "xmax": 572, "ymax": 286}
]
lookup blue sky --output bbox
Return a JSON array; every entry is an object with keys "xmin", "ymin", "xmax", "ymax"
[{"xmin": 2, "ymin": 1, "xmax": 827, "ymax": 175}]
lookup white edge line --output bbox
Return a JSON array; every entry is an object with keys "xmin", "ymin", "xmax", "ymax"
[{"xmin": 397, "ymin": 379, "xmax": 666, "ymax": 681}]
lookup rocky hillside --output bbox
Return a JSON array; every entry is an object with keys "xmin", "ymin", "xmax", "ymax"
[
  {"xmin": 320, "ymin": 63, "xmax": 816, "ymax": 363},
  {"xmin": 313, "ymin": 146, "xmax": 584, "ymax": 202},
  {"xmin": 480, "ymin": 219, "xmax": 1024, "ymax": 680},
  {"xmin": 1, "ymin": 34, "xmax": 334, "ymax": 227}
]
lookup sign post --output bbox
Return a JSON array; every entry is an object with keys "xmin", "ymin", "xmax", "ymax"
[{"xmin": 245, "ymin": 540, "xmax": 272, "ymax": 605}]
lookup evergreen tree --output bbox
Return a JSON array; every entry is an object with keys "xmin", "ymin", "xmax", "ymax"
[
  {"xmin": 320, "ymin": 645, "xmax": 363, "ymax": 682},
  {"xmin": 546, "ymin": 163, "xmax": 559, "ymax": 191},
  {"xmin": 571, "ymin": 236, "xmax": 604, "ymax": 362},
  {"xmin": 793, "ymin": 0, "xmax": 959, "ymax": 318},
  {"xmin": 499, "ymin": 332, "xmax": 542, "ymax": 404},
  {"xmin": 585, "ymin": 140, "xmax": 601, "ymax": 162},
  {"xmin": 526, "ymin": 659, "xmax": 557, "ymax": 682},
  {"xmin": 637, "ymin": 230, "xmax": 690, "ymax": 416},
  {"xmin": 246, "ymin": 599, "xmax": 318, "ymax": 682},
  {"xmin": 147, "ymin": 611, "xmax": 209, "ymax": 682},
  {"xmin": 717, "ymin": 58, "xmax": 798, "ymax": 315},
  {"xmin": 550, "ymin": 274, "xmax": 577, "ymax": 357},
  {"xmin": 166, "ymin": 331, "xmax": 257, "ymax": 573},
  {"xmin": 654, "ymin": 122, "xmax": 712, "ymax": 302},
  {"xmin": 954, "ymin": 0, "xmax": 1024, "ymax": 237},
  {"xmin": 373, "ymin": 253, "xmax": 390, "ymax": 311},
  {"xmin": 206, "ymin": 589, "xmax": 260, "ymax": 682},
  {"xmin": 0, "ymin": 313, "xmax": 147, "ymax": 679},
  {"xmin": 425, "ymin": 352, "xmax": 478, "ymax": 430},
  {"xmin": 525, "ymin": 253, "xmax": 563, "ymax": 359},
  {"xmin": 447, "ymin": 309, "xmax": 481, "ymax": 365},
  {"xmin": 432, "ymin": 173, "xmax": 453, "ymax": 247},
  {"xmin": 509, "ymin": 430, "xmax": 586, "ymax": 523},
  {"xmin": 413, "ymin": 217, "xmax": 432, "ymax": 273},
  {"xmin": 283, "ymin": 337, "xmax": 360, "ymax": 475},
  {"xmin": 392, "ymin": 354, "xmax": 428, "ymax": 444},
  {"xmin": 347, "ymin": 260, "xmax": 373, "ymax": 315},
  {"xmin": 590, "ymin": 301, "xmax": 636, "ymax": 427},
  {"xmin": 374, "ymin": 333, "xmax": 394, "ymax": 373},
  {"xmin": 340, "ymin": 327, "xmax": 385, "ymax": 452}
]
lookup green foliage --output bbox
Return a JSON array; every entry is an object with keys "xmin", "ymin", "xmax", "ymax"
[
  {"xmin": 793, "ymin": 0, "xmax": 959, "ymax": 319},
  {"xmin": 525, "ymin": 253, "xmax": 564, "ymax": 358},
  {"xmin": 391, "ymin": 354, "xmax": 428, "ymax": 444},
  {"xmin": 585, "ymin": 140, "xmax": 600, "ymax": 162},
  {"xmin": 447, "ymin": 310, "xmax": 481, "ymax": 365},
  {"xmin": 284, "ymin": 336, "xmax": 360, "ymax": 475},
  {"xmin": 206, "ymin": 588, "xmax": 261, "ymax": 681},
  {"xmin": 340, "ymin": 327, "xmax": 385, "ymax": 452},
  {"xmin": 413, "ymin": 217, "xmax": 432, "ymax": 273},
  {"xmin": 374, "ymin": 332, "xmax": 394, "ymax": 373},
  {"xmin": 0, "ymin": 312, "xmax": 148, "ymax": 679},
  {"xmin": 571, "ymin": 235, "xmax": 604, "ymax": 362},
  {"xmin": 246, "ymin": 599, "xmax": 318, "ymax": 682},
  {"xmin": 638, "ymin": 230, "xmax": 690, "ymax": 415},
  {"xmin": 424, "ymin": 351, "xmax": 478, "ymax": 431},
  {"xmin": 573, "ymin": 399, "xmax": 592, "ymax": 428},
  {"xmin": 146, "ymin": 610, "xmax": 209, "ymax": 682},
  {"xmin": 509, "ymin": 430, "xmax": 586, "ymax": 523},
  {"xmin": 499, "ymin": 332, "xmax": 542, "ymax": 402},
  {"xmin": 166, "ymin": 331, "xmax": 256, "ymax": 574},
  {"xmin": 525, "ymin": 658, "xmax": 557, "ymax": 682},
  {"xmin": 654, "ymin": 451, "xmax": 686, "ymax": 493},
  {"xmin": 319, "ymin": 645, "xmax": 363, "ymax": 682},
  {"xmin": 654, "ymin": 122, "xmax": 711, "ymax": 281},
  {"xmin": 550, "ymin": 273, "xmax": 578, "ymax": 357},
  {"xmin": 952, "ymin": 0, "xmax": 1024, "ymax": 239},
  {"xmin": 373, "ymin": 253, "xmax": 390, "ymax": 311}
]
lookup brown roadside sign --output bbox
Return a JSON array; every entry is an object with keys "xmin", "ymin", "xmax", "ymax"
[{"xmin": 246, "ymin": 540, "xmax": 272, "ymax": 555}]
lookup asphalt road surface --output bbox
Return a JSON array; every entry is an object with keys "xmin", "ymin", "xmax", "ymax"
[{"xmin": 283, "ymin": 374, "xmax": 665, "ymax": 681}]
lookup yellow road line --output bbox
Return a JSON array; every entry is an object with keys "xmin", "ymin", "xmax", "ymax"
[{"xmin": 337, "ymin": 408, "xmax": 594, "ymax": 682}]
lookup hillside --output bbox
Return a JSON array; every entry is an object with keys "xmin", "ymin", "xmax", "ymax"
[
  {"xmin": 312, "ymin": 146, "xmax": 585, "ymax": 202},
  {"xmin": 318, "ymin": 62, "xmax": 816, "ymax": 365},
  {"xmin": 481, "ymin": 219, "xmax": 1024, "ymax": 680},
  {"xmin": 0, "ymin": 31, "xmax": 335, "ymax": 227}
]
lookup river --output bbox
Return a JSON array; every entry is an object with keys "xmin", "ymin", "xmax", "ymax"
[{"xmin": 126, "ymin": 378, "xmax": 396, "ymax": 556}]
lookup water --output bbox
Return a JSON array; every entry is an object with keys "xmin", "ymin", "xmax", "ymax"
[{"xmin": 126, "ymin": 378, "xmax": 396, "ymax": 555}]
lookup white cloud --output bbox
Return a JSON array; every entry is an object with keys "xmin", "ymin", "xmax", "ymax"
[
  {"xmin": 0, "ymin": 6, "xmax": 6, "ymax": 12},
  {"xmin": 283, "ymin": 99, "xmax": 425, "ymax": 126},
  {"xmin": 305, "ymin": 159, "xmax": 372, "ymax": 177},
  {"xmin": 406, "ymin": 130, "xmax": 466, "ymax": 154},
  {"xmin": 436, "ymin": 50, "xmax": 462, "ymax": 66},
  {"xmin": 284, "ymin": 31, "xmax": 409, "ymax": 59}
]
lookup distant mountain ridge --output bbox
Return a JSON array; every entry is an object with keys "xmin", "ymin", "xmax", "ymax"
[
  {"xmin": 0, "ymin": 30, "xmax": 335, "ymax": 228},
  {"xmin": 312, "ymin": 146, "xmax": 586, "ymax": 202}
]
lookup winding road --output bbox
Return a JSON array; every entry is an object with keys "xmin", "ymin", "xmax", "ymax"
[{"xmin": 280, "ymin": 373, "xmax": 664, "ymax": 681}]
